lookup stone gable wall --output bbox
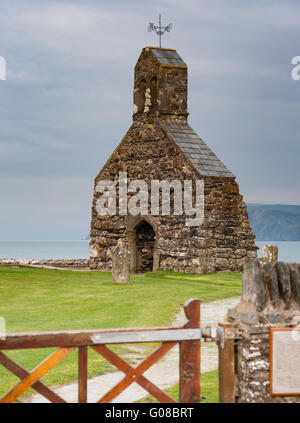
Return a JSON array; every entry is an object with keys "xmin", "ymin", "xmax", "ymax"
[{"xmin": 90, "ymin": 118, "xmax": 257, "ymax": 273}]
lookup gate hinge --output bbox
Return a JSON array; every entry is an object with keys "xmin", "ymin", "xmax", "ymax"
[{"xmin": 216, "ymin": 326, "xmax": 243, "ymax": 349}]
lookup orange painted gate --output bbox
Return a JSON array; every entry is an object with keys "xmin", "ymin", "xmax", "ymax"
[{"xmin": 0, "ymin": 299, "xmax": 235, "ymax": 403}]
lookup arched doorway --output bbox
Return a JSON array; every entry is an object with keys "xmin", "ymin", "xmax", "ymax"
[
  {"xmin": 126, "ymin": 215, "xmax": 159, "ymax": 273},
  {"xmin": 135, "ymin": 221, "xmax": 156, "ymax": 273}
]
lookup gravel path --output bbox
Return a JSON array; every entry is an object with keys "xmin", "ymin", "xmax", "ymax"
[{"xmin": 28, "ymin": 297, "xmax": 239, "ymax": 403}]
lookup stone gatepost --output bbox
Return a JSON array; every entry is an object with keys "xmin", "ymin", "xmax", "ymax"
[
  {"xmin": 262, "ymin": 245, "xmax": 278, "ymax": 264},
  {"xmin": 228, "ymin": 259, "xmax": 300, "ymax": 403},
  {"xmin": 112, "ymin": 239, "xmax": 130, "ymax": 284}
]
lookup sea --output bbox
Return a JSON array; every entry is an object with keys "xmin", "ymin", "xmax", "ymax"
[{"xmin": 0, "ymin": 240, "xmax": 299, "ymax": 262}]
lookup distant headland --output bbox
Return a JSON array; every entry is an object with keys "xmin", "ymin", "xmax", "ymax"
[{"xmin": 247, "ymin": 204, "xmax": 300, "ymax": 241}]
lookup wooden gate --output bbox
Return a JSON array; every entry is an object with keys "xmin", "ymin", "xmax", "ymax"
[{"xmin": 0, "ymin": 298, "xmax": 235, "ymax": 403}]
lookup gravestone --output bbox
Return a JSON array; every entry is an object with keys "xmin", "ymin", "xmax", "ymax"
[
  {"xmin": 112, "ymin": 240, "xmax": 130, "ymax": 284},
  {"xmin": 228, "ymin": 258, "xmax": 300, "ymax": 402}
]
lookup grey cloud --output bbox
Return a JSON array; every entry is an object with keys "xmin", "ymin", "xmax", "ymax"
[{"xmin": 0, "ymin": 0, "xmax": 299, "ymax": 239}]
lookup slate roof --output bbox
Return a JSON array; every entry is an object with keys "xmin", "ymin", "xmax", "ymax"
[
  {"xmin": 161, "ymin": 123, "xmax": 235, "ymax": 178},
  {"xmin": 150, "ymin": 48, "xmax": 187, "ymax": 67}
]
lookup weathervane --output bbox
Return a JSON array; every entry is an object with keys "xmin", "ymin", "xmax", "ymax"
[{"xmin": 148, "ymin": 14, "xmax": 172, "ymax": 48}]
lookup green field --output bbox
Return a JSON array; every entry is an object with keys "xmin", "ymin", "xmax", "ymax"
[
  {"xmin": 0, "ymin": 266, "xmax": 241, "ymax": 400},
  {"xmin": 139, "ymin": 370, "xmax": 218, "ymax": 403}
]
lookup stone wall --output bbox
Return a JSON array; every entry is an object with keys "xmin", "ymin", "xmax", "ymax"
[
  {"xmin": 90, "ymin": 46, "xmax": 257, "ymax": 274},
  {"xmin": 90, "ymin": 116, "xmax": 257, "ymax": 274},
  {"xmin": 229, "ymin": 259, "xmax": 300, "ymax": 402},
  {"xmin": 0, "ymin": 258, "xmax": 89, "ymax": 269},
  {"xmin": 133, "ymin": 47, "xmax": 188, "ymax": 120}
]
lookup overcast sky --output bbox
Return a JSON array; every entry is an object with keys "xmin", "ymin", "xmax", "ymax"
[{"xmin": 0, "ymin": 0, "xmax": 299, "ymax": 240}]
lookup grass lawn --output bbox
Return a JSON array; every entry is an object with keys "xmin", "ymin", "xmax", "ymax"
[
  {"xmin": 0, "ymin": 266, "xmax": 241, "ymax": 399},
  {"xmin": 139, "ymin": 370, "xmax": 218, "ymax": 403}
]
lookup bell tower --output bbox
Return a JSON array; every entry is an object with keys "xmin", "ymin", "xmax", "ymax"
[{"xmin": 133, "ymin": 47, "xmax": 188, "ymax": 122}]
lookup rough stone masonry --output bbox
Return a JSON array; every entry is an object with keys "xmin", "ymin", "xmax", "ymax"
[
  {"xmin": 90, "ymin": 46, "xmax": 257, "ymax": 274},
  {"xmin": 229, "ymin": 259, "xmax": 300, "ymax": 403}
]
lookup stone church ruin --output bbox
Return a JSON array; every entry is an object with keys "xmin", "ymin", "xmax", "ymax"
[{"xmin": 90, "ymin": 46, "xmax": 257, "ymax": 273}]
